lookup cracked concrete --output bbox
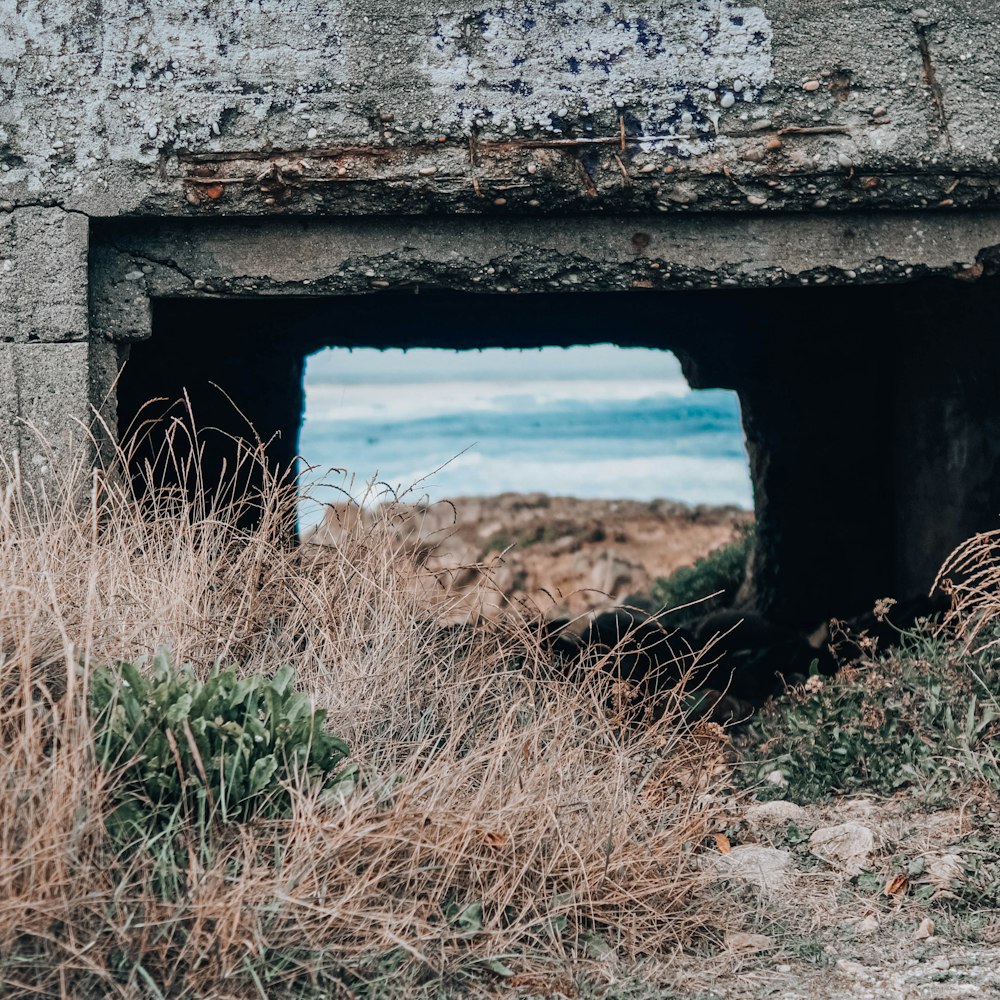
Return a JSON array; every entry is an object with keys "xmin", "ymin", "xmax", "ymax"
[
  {"xmin": 88, "ymin": 213, "xmax": 1000, "ymax": 340},
  {"xmin": 0, "ymin": 2, "xmax": 997, "ymax": 216}
]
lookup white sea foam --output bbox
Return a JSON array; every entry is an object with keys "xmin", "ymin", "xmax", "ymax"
[
  {"xmin": 304, "ymin": 378, "xmax": 689, "ymax": 423},
  {"xmin": 298, "ymin": 344, "xmax": 752, "ymax": 526}
]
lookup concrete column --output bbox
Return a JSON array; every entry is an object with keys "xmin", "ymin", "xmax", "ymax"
[{"xmin": 0, "ymin": 207, "xmax": 116, "ymax": 486}]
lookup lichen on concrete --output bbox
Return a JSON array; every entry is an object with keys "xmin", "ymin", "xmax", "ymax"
[
  {"xmin": 0, "ymin": 2, "xmax": 999, "ymax": 215},
  {"xmin": 424, "ymin": 1, "xmax": 773, "ymax": 150}
]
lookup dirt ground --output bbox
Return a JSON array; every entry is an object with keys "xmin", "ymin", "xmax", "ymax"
[{"xmin": 653, "ymin": 788, "xmax": 1000, "ymax": 1000}]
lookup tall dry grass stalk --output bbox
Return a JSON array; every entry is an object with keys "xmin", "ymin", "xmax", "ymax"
[
  {"xmin": 934, "ymin": 528, "xmax": 1000, "ymax": 653},
  {"xmin": 0, "ymin": 416, "xmax": 728, "ymax": 998}
]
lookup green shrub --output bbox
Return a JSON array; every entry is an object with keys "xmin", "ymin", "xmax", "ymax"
[
  {"xmin": 90, "ymin": 651, "xmax": 356, "ymax": 843},
  {"xmin": 649, "ymin": 526, "xmax": 753, "ymax": 626},
  {"xmin": 736, "ymin": 623, "xmax": 1000, "ymax": 804}
]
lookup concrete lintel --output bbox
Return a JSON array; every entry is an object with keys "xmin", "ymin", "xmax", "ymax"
[{"xmin": 91, "ymin": 212, "xmax": 1000, "ymax": 338}]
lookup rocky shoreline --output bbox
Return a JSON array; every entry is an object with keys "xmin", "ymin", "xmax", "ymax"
[{"xmin": 309, "ymin": 492, "xmax": 752, "ymax": 619}]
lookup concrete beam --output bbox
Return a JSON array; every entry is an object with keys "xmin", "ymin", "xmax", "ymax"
[
  {"xmin": 91, "ymin": 213, "xmax": 1000, "ymax": 330},
  {"xmin": 1, "ymin": 2, "xmax": 999, "ymax": 216}
]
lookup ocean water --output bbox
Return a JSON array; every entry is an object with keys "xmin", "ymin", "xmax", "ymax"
[{"xmin": 298, "ymin": 345, "xmax": 752, "ymax": 526}]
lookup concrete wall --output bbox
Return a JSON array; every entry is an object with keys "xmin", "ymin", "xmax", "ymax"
[
  {"xmin": 3, "ymin": 1, "xmax": 1000, "ymax": 621},
  {"xmin": 1, "ymin": 2, "xmax": 998, "ymax": 216}
]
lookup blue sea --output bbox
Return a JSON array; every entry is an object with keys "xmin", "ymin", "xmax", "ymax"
[{"xmin": 298, "ymin": 344, "xmax": 752, "ymax": 526}]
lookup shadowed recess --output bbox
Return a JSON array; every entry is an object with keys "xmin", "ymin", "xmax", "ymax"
[{"xmin": 118, "ymin": 280, "xmax": 1000, "ymax": 627}]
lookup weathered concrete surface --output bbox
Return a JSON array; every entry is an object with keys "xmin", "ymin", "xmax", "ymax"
[
  {"xmin": 1, "ymin": 2, "xmax": 999, "ymax": 216},
  {"xmin": 0, "ymin": 207, "xmax": 89, "ymax": 342},
  {"xmin": 0, "ymin": 342, "xmax": 107, "ymax": 485},
  {"xmin": 90, "ymin": 212, "xmax": 997, "ymax": 339}
]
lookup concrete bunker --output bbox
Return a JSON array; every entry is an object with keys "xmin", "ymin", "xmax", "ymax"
[{"xmin": 113, "ymin": 277, "xmax": 1000, "ymax": 632}]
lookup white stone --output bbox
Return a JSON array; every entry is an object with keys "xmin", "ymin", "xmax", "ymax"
[
  {"xmin": 745, "ymin": 799, "xmax": 808, "ymax": 833},
  {"xmin": 809, "ymin": 822, "xmax": 877, "ymax": 875},
  {"xmin": 711, "ymin": 844, "xmax": 793, "ymax": 894}
]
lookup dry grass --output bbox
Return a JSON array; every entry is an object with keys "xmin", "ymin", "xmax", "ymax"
[
  {"xmin": 935, "ymin": 527, "xmax": 1000, "ymax": 654},
  {"xmin": 0, "ymin": 418, "xmax": 728, "ymax": 999}
]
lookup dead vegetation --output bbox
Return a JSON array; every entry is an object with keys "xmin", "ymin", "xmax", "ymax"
[{"xmin": 0, "ymin": 419, "xmax": 732, "ymax": 999}]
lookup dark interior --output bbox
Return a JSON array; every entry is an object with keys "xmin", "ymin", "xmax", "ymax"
[{"xmin": 117, "ymin": 280, "xmax": 1000, "ymax": 628}]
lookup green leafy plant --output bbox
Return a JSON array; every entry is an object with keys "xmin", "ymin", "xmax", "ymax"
[
  {"xmin": 737, "ymin": 622, "xmax": 1000, "ymax": 804},
  {"xmin": 90, "ymin": 650, "xmax": 356, "ymax": 842},
  {"xmin": 649, "ymin": 527, "xmax": 753, "ymax": 626}
]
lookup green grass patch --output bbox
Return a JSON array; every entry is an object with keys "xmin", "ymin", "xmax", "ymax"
[{"xmin": 735, "ymin": 621, "xmax": 1000, "ymax": 805}]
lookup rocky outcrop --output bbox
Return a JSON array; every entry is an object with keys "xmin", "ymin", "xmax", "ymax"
[{"xmin": 307, "ymin": 492, "xmax": 751, "ymax": 620}]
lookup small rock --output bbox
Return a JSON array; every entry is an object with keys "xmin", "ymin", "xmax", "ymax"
[
  {"xmin": 665, "ymin": 184, "xmax": 698, "ymax": 205},
  {"xmin": 836, "ymin": 959, "xmax": 868, "ymax": 979},
  {"xmin": 808, "ymin": 822, "xmax": 876, "ymax": 875},
  {"xmin": 914, "ymin": 917, "xmax": 935, "ymax": 940},
  {"xmin": 776, "ymin": 964, "xmax": 791, "ymax": 973},
  {"xmin": 837, "ymin": 152, "xmax": 854, "ymax": 168},
  {"xmin": 307, "ymin": 127, "xmax": 318, "ymax": 139},
  {"xmin": 856, "ymin": 914, "xmax": 879, "ymax": 936},
  {"xmin": 765, "ymin": 769, "xmax": 788, "ymax": 787},
  {"xmin": 745, "ymin": 800, "xmax": 807, "ymax": 834},
  {"xmin": 720, "ymin": 92, "xmax": 736, "ymax": 109},
  {"xmin": 802, "ymin": 79, "xmax": 821, "ymax": 92},
  {"xmin": 872, "ymin": 105, "xmax": 887, "ymax": 117},
  {"xmin": 924, "ymin": 852, "xmax": 964, "ymax": 892},
  {"xmin": 746, "ymin": 194, "xmax": 768, "ymax": 206},
  {"xmin": 725, "ymin": 931, "xmax": 773, "ymax": 952},
  {"xmin": 712, "ymin": 845, "xmax": 793, "ymax": 894}
]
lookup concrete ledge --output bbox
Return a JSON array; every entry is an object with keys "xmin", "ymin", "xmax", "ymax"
[{"xmin": 90, "ymin": 212, "xmax": 1000, "ymax": 339}]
